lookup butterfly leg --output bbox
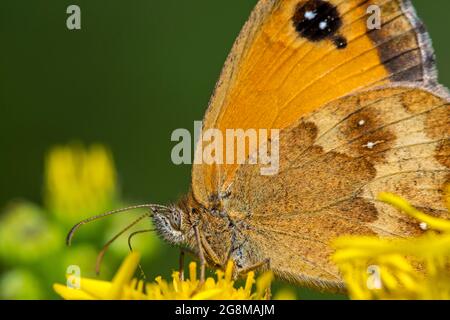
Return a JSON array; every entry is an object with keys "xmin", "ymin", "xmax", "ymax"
[
  {"xmin": 179, "ymin": 249, "xmax": 185, "ymax": 281},
  {"xmin": 177, "ymin": 247, "xmax": 198, "ymax": 280},
  {"xmin": 238, "ymin": 258, "xmax": 272, "ymax": 299},
  {"xmin": 193, "ymin": 225, "xmax": 206, "ymax": 284},
  {"xmin": 238, "ymin": 258, "xmax": 271, "ymax": 275},
  {"xmin": 199, "ymin": 234, "xmax": 223, "ymax": 268}
]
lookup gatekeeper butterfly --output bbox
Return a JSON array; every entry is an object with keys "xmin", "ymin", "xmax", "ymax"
[{"xmin": 69, "ymin": 0, "xmax": 450, "ymax": 292}]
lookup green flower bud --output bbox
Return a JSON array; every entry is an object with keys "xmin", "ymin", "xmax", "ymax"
[
  {"xmin": 0, "ymin": 269, "xmax": 45, "ymax": 300},
  {"xmin": 0, "ymin": 202, "xmax": 64, "ymax": 265}
]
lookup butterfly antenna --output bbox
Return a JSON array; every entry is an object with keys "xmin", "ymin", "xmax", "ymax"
[
  {"xmin": 128, "ymin": 229, "xmax": 156, "ymax": 252},
  {"xmin": 66, "ymin": 204, "xmax": 167, "ymax": 246},
  {"xmin": 95, "ymin": 213, "xmax": 150, "ymax": 275}
]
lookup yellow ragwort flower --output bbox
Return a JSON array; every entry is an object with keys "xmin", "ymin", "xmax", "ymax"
[
  {"xmin": 54, "ymin": 252, "xmax": 274, "ymax": 300},
  {"xmin": 45, "ymin": 143, "xmax": 118, "ymax": 225},
  {"xmin": 333, "ymin": 191, "xmax": 450, "ymax": 300}
]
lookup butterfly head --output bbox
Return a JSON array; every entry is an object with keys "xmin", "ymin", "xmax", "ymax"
[{"xmin": 151, "ymin": 205, "xmax": 188, "ymax": 245}]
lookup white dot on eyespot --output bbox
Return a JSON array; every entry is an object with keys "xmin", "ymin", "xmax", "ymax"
[
  {"xmin": 420, "ymin": 222, "xmax": 428, "ymax": 231},
  {"xmin": 304, "ymin": 11, "xmax": 316, "ymax": 20},
  {"xmin": 358, "ymin": 120, "xmax": 366, "ymax": 126},
  {"xmin": 319, "ymin": 21, "xmax": 328, "ymax": 30}
]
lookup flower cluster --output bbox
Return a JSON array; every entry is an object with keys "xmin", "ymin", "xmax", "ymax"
[
  {"xmin": 333, "ymin": 191, "xmax": 450, "ymax": 300},
  {"xmin": 45, "ymin": 144, "xmax": 118, "ymax": 226},
  {"xmin": 0, "ymin": 143, "xmax": 158, "ymax": 299},
  {"xmin": 54, "ymin": 252, "xmax": 285, "ymax": 300}
]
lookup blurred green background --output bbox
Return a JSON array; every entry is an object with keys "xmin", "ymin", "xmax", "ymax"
[{"xmin": 0, "ymin": 0, "xmax": 449, "ymax": 299}]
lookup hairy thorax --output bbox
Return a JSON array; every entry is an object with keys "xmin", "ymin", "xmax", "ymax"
[{"xmin": 177, "ymin": 192, "xmax": 258, "ymax": 271}]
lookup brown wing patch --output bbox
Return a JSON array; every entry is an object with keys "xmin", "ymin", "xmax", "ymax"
[
  {"xmin": 425, "ymin": 104, "xmax": 450, "ymax": 139},
  {"xmin": 401, "ymin": 88, "xmax": 445, "ymax": 113},
  {"xmin": 245, "ymin": 227, "xmax": 344, "ymax": 289},
  {"xmin": 228, "ymin": 133, "xmax": 377, "ymax": 216},
  {"xmin": 368, "ymin": 0, "xmax": 435, "ymax": 82},
  {"xmin": 435, "ymin": 140, "xmax": 450, "ymax": 169},
  {"xmin": 242, "ymin": 198, "xmax": 379, "ymax": 287},
  {"xmin": 279, "ymin": 121, "xmax": 319, "ymax": 164},
  {"xmin": 334, "ymin": 108, "xmax": 398, "ymax": 163}
]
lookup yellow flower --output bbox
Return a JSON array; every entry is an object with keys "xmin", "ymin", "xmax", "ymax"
[
  {"xmin": 45, "ymin": 143, "xmax": 118, "ymax": 226},
  {"xmin": 332, "ymin": 191, "xmax": 450, "ymax": 300},
  {"xmin": 54, "ymin": 252, "xmax": 274, "ymax": 300}
]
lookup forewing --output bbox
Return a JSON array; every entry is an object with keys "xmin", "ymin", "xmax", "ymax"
[{"xmin": 192, "ymin": 0, "xmax": 438, "ymax": 206}]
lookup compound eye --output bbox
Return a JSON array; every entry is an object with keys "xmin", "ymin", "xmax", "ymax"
[{"xmin": 169, "ymin": 210, "xmax": 181, "ymax": 230}]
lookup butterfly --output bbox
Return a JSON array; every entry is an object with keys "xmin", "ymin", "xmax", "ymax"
[{"xmin": 69, "ymin": 0, "xmax": 450, "ymax": 293}]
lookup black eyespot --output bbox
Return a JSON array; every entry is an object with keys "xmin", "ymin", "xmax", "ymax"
[
  {"xmin": 292, "ymin": 0, "xmax": 347, "ymax": 49},
  {"xmin": 333, "ymin": 35, "xmax": 347, "ymax": 49}
]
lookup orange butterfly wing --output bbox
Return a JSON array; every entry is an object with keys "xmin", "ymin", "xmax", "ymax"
[{"xmin": 192, "ymin": 0, "xmax": 437, "ymax": 206}]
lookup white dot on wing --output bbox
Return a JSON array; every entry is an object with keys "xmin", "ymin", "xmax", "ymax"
[
  {"xmin": 319, "ymin": 21, "xmax": 328, "ymax": 30},
  {"xmin": 363, "ymin": 140, "xmax": 384, "ymax": 150},
  {"xmin": 304, "ymin": 11, "xmax": 316, "ymax": 20}
]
